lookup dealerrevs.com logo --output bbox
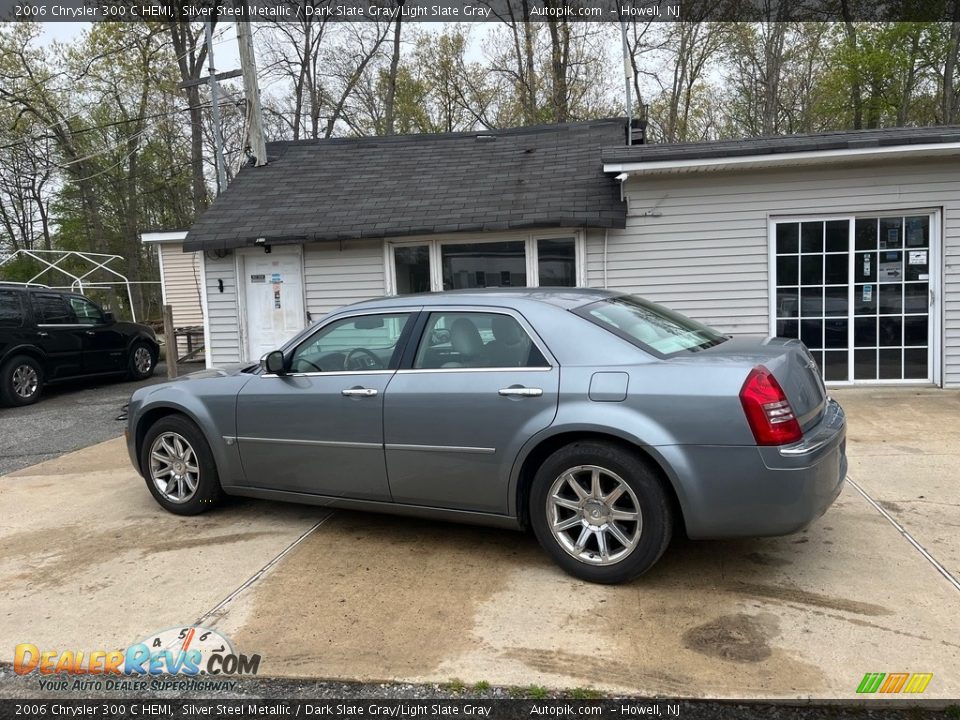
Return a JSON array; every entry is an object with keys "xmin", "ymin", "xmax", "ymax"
[{"xmin": 14, "ymin": 626, "xmax": 261, "ymax": 678}]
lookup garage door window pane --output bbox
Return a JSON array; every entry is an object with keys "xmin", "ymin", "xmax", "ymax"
[
  {"xmin": 537, "ymin": 238, "xmax": 576, "ymax": 287},
  {"xmin": 441, "ymin": 241, "xmax": 526, "ymax": 290}
]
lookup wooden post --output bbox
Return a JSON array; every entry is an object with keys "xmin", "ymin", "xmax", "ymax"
[{"xmin": 162, "ymin": 304, "xmax": 179, "ymax": 379}]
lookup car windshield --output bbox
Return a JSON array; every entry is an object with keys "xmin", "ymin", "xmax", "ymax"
[{"xmin": 577, "ymin": 295, "xmax": 727, "ymax": 357}]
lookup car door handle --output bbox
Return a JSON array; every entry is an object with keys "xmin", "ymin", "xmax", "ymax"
[
  {"xmin": 498, "ymin": 387, "xmax": 543, "ymax": 397},
  {"xmin": 341, "ymin": 387, "xmax": 378, "ymax": 397},
  {"xmin": 37, "ymin": 331, "xmax": 49, "ymax": 337},
  {"xmin": 85, "ymin": 330, "xmax": 96, "ymax": 336}
]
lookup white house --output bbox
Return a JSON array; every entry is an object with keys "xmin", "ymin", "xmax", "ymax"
[{"xmin": 182, "ymin": 119, "xmax": 960, "ymax": 387}]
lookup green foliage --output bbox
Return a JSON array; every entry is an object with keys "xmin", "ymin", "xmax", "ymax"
[
  {"xmin": 567, "ymin": 687, "xmax": 603, "ymax": 700},
  {"xmin": 472, "ymin": 680, "xmax": 491, "ymax": 692}
]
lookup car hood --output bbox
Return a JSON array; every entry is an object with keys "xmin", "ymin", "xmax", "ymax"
[{"xmin": 171, "ymin": 363, "xmax": 257, "ymax": 380}]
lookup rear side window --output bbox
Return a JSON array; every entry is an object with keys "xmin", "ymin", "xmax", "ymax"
[
  {"xmin": 575, "ymin": 295, "xmax": 727, "ymax": 358},
  {"xmin": 0, "ymin": 290, "xmax": 24, "ymax": 328},
  {"xmin": 413, "ymin": 312, "xmax": 548, "ymax": 369},
  {"xmin": 32, "ymin": 293, "xmax": 76, "ymax": 325}
]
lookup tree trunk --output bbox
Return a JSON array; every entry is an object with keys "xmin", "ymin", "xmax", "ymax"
[{"xmin": 944, "ymin": 17, "xmax": 960, "ymax": 123}]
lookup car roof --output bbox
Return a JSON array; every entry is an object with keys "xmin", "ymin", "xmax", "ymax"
[{"xmin": 342, "ymin": 287, "xmax": 625, "ymax": 312}]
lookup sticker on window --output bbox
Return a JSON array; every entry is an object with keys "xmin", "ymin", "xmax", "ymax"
[
  {"xmin": 250, "ymin": 274, "xmax": 265, "ymax": 283},
  {"xmin": 862, "ymin": 285, "xmax": 873, "ymax": 302},
  {"xmin": 908, "ymin": 250, "xmax": 927, "ymax": 265}
]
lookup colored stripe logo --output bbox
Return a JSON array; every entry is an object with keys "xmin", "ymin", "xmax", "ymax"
[{"xmin": 857, "ymin": 672, "xmax": 933, "ymax": 694}]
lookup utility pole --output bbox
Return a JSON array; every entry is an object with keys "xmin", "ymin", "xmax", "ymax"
[
  {"xmin": 235, "ymin": 17, "xmax": 268, "ymax": 167},
  {"xmin": 204, "ymin": 21, "xmax": 228, "ymax": 191}
]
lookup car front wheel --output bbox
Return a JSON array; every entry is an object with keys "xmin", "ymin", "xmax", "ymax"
[
  {"xmin": 140, "ymin": 415, "xmax": 222, "ymax": 515},
  {"xmin": 529, "ymin": 441, "xmax": 673, "ymax": 584},
  {"xmin": 0, "ymin": 354, "xmax": 43, "ymax": 407}
]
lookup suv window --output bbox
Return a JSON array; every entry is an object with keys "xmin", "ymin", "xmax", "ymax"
[
  {"xmin": 32, "ymin": 293, "xmax": 77, "ymax": 325},
  {"xmin": 0, "ymin": 290, "xmax": 24, "ymax": 328},
  {"xmin": 67, "ymin": 296, "xmax": 105, "ymax": 325},
  {"xmin": 291, "ymin": 313, "xmax": 412, "ymax": 373},
  {"xmin": 413, "ymin": 312, "xmax": 548, "ymax": 369}
]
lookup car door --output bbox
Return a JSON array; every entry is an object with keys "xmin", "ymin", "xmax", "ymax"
[
  {"xmin": 383, "ymin": 308, "xmax": 560, "ymax": 514},
  {"xmin": 234, "ymin": 310, "xmax": 417, "ymax": 501},
  {"xmin": 29, "ymin": 293, "xmax": 84, "ymax": 379},
  {"xmin": 65, "ymin": 295, "xmax": 126, "ymax": 373}
]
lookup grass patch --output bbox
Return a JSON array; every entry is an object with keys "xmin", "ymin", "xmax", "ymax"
[
  {"xmin": 472, "ymin": 680, "xmax": 491, "ymax": 692},
  {"xmin": 567, "ymin": 687, "xmax": 603, "ymax": 700},
  {"xmin": 442, "ymin": 678, "xmax": 466, "ymax": 694},
  {"xmin": 526, "ymin": 685, "xmax": 549, "ymax": 700}
]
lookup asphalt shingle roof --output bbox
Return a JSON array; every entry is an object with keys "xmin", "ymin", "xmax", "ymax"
[
  {"xmin": 601, "ymin": 125, "xmax": 960, "ymax": 165},
  {"xmin": 184, "ymin": 119, "xmax": 628, "ymax": 252}
]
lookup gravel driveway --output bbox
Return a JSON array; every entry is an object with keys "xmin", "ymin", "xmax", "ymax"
[{"xmin": 0, "ymin": 362, "xmax": 187, "ymax": 476}]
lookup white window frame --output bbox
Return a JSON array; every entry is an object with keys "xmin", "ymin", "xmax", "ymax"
[
  {"xmin": 384, "ymin": 230, "xmax": 586, "ymax": 295},
  {"xmin": 767, "ymin": 210, "xmax": 941, "ymax": 387}
]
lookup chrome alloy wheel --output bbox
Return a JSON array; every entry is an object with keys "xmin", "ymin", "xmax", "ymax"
[
  {"xmin": 546, "ymin": 464, "xmax": 643, "ymax": 566},
  {"xmin": 134, "ymin": 346, "xmax": 153, "ymax": 374},
  {"xmin": 150, "ymin": 432, "xmax": 200, "ymax": 503},
  {"xmin": 11, "ymin": 364, "xmax": 39, "ymax": 399}
]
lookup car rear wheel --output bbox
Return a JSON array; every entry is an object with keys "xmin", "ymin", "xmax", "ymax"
[
  {"xmin": 140, "ymin": 415, "xmax": 222, "ymax": 515},
  {"xmin": 529, "ymin": 441, "xmax": 673, "ymax": 584},
  {"xmin": 0, "ymin": 355, "xmax": 43, "ymax": 407},
  {"xmin": 128, "ymin": 341, "xmax": 156, "ymax": 380}
]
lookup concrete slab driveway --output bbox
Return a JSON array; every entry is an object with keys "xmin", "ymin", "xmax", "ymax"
[{"xmin": 1, "ymin": 389, "xmax": 958, "ymax": 700}]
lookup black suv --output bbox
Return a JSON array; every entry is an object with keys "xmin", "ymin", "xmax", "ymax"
[{"xmin": 0, "ymin": 285, "xmax": 159, "ymax": 406}]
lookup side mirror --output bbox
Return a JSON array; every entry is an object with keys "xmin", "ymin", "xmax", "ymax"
[
  {"xmin": 262, "ymin": 350, "xmax": 286, "ymax": 375},
  {"xmin": 103, "ymin": 312, "xmax": 115, "ymax": 323}
]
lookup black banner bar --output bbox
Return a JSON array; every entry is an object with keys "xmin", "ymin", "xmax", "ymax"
[
  {"xmin": 2, "ymin": 0, "xmax": 958, "ymax": 23},
  {"xmin": 0, "ymin": 699, "xmax": 955, "ymax": 720}
]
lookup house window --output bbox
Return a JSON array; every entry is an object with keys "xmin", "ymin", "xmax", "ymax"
[
  {"xmin": 388, "ymin": 233, "xmax": 583, "ymax": 295},
  {"xmin": 394, "ymin": 245, "xmax": 430, "ymax": 294},
  {"xmin": 536, "ymin": 238, "xmax": 576, "ymax": 287},
  {"xmin": 441, "ymin": 241, "xmax": 526, "ymax": 289}
]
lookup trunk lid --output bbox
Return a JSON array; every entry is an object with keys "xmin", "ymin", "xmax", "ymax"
[{"xmin": 693, "ymin": 336, "xmax": 827, "ymax": 431}]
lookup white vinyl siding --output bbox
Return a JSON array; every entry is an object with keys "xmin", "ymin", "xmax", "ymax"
[
  {"xmin": 606, "ymin": 159, "xmax": 960, "ymax": 386},
  {"xmin": 157, "ymin": 242, "xmax": 204, "ymax": 358},
  {"xmin": 303, "ymin": 240, "xmax": 387, "ymax": 319},
  {"xmin": 204, "ymin": 252, "xmax": 242, "ymax": 365}
]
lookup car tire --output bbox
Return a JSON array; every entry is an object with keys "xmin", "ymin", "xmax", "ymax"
[
  {"xmin": 128, "ymin": 341, "xmax": 157, "ymax": 380},
  {"xmin": 0, "ymin": 354, "xmax": 44, "ymax": 407},
  {"xmin": 140, "ymin": 414, "xmax": 222, "ymax": 515},
  {"xmin": 529, "ymin": 441, "xmax": 673, "ymax": 584}
]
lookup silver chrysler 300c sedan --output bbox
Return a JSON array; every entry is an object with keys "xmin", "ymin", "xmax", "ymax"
[{"xmin": 126, "ymin": 289, "xmax": 846, "ymax": 584}]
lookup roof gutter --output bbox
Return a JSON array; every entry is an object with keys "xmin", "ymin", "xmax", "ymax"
[{"xmin": 603, "ymin": 141, "xmax": 960, "ymax": 176}]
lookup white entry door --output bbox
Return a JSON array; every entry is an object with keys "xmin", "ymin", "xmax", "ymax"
[{"xmin": 242, "ymin": 250, "xmax": 306, "ymax": 362}]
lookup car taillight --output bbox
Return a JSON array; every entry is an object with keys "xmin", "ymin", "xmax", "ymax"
[{"xmin": 739, "ymin": 366, "xmax": 802, "ymax": 446}]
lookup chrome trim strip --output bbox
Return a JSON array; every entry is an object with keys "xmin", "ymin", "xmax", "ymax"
[
  {"xmin": 385, "ymin": 443, "xmax": 496, "ymax": 454},
  {"xmin": 263, "ymin": 370, "xmax": 395, "ymax": 379},
  {"xmin": 234, "ymin": 436, "xmax": 381, "ymax": 450},
  {"xmin": 396, "ymin": 366, "xmax": 552, "ymax": 375}
]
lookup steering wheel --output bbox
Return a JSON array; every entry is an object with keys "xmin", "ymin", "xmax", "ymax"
[{"xmin": 344, "ymin": 347, "xmax": 382, "ymax": 371}]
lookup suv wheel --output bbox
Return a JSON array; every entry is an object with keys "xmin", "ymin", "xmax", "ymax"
[
  {"xmin": 128, "ymin": 341, "xmax": 156, "ymax": 380},
  {"xmin": 529, "ymin": 441, "xmax": 673, "ymax": 584},
  {"xmin": 0, "ymin": 355, "xmax": 43, "ymax": 406}
]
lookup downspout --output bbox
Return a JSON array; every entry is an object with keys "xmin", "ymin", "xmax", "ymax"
[{"xmin": 603, "ymin": 228, "xmax": 609, "ymax": 289}]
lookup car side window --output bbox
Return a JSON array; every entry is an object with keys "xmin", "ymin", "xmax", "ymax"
[
  {"xmin": 290, "ymin": 313, "xmax": 412, "ymax": 373},
  {"xmin": 32, "ymin": 293, "xmax": 77, "ymax": 325},
  {"xmin": 413, "ymin": 312, "xmax": 548, "ymax": 370},
  {"xmin": 0, "ymin": 291, "xmax": 24, "ymax": 328},
  {"xmin": 67, "ymin": 296, "xmax": 105, "ymax": 325}
]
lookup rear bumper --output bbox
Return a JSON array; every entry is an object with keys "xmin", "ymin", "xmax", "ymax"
[{"xmin": 660, "ymin": 398, "xmax": 847, "ymax": 539}]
